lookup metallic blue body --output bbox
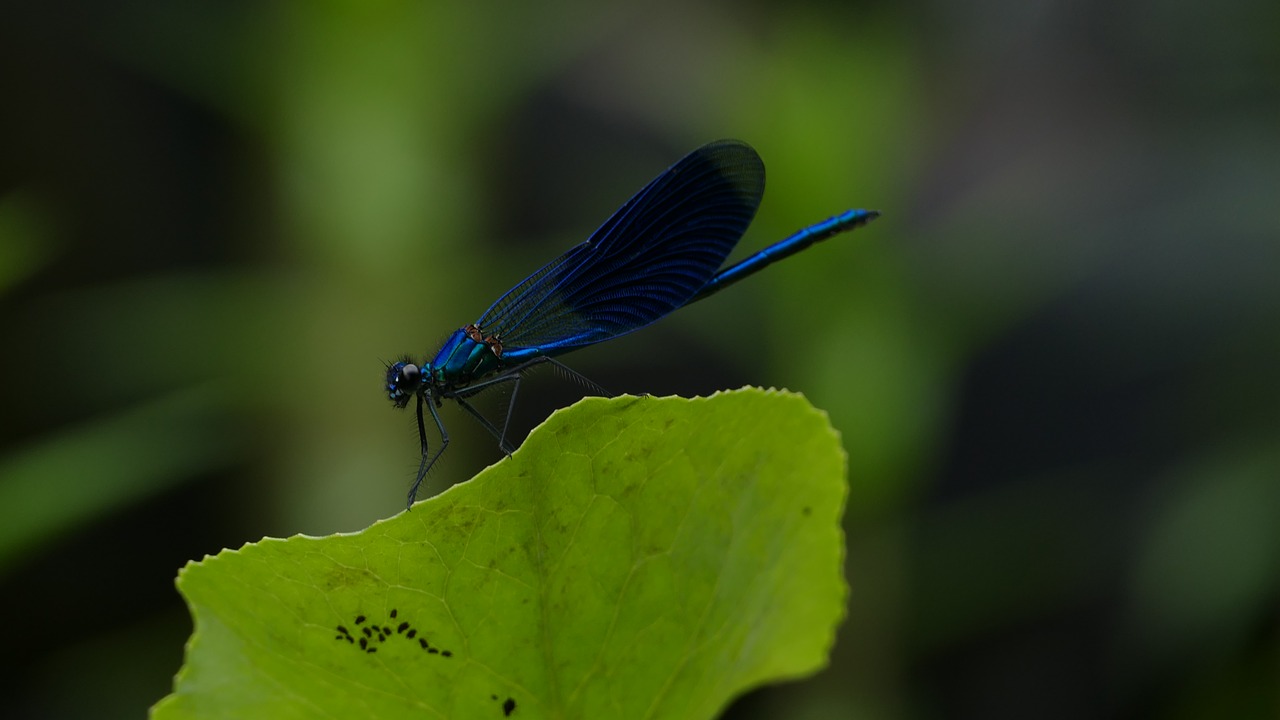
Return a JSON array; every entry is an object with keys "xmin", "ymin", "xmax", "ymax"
[
  {"xmin": 429, "ymin": 329, "xmax": 501, "ymax": 386},
  {"xmin": 386, "ymin": 140, "xmax": 880, "ymax": 506},
  {"xmin": 692, "ymin": 208, "xmax": 879, "ymax": 302}
]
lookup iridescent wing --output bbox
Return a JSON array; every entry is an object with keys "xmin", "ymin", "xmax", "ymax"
[{"xmin": 476, "ymin": 140, "xmax": 765, "ymax": 354}]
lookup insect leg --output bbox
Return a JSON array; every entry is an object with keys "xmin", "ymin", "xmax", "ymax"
[{"xmin": 406, "ymin": 394, "xmax": 450, "ymax": 508}]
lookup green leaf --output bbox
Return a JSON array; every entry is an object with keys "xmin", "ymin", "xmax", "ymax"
[{"xmin": 153, "ymin": 388, "xmax": 848, "ymax": 720}]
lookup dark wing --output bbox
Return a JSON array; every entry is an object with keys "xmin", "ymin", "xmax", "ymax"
[{"xmin": 476, "ymin": 140, "xmax": 765, "ymax": 354}]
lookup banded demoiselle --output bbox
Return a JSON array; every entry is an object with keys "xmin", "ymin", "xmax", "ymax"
[{"xmin": 387, "ymin": 140, "xmax": 879, "ymax": 506}]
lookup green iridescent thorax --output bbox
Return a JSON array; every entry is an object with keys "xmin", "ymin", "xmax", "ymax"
[{"xmin": 430, "ymin": 327, "xmax": 503, "ymax": 389}]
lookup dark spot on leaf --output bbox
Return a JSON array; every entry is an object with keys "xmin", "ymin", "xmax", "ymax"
[
  {"xmin": 397, "ymin": 622, "xmax": 410, "ymax": 633},
  {"xmin": 503, "ymin": 698, "xmax": 516, "ymax": 716},
  {"xmin": 491, "ymin": 694, "xmax": 498, "ymax": 700},
  {"xmin": 367, "ymin": 647, "xmax": 377, "ymax": 654},
  {"xmin": 378, "ymin": 633, "xmax": 386, "ymax": 642},
  {"xmin": 363, "ymin": 627, "xmax": 373, "ymax": 637},
  {"xmin": 335, "ymin": 634, "xmax": 344, "ymax": 640},
  {"xmin": 336, "ymin": 625, "xmax": 349, "ymax": 635},
  {"xmin": 346, "ymin": 636, "xmax": 354, "ymax": 643},
  {"xmin": 390, "ymin": 609, "xmax": 397, "ymax": 618},
  {"xmin": 354, "ymin": 615, "xmax": 366, "ymax": 625},
  {"xmin": 442, "ymin": 650, "xmax": 452, "ymax": 658},
  {"xmin": 419, "ymin": 638, "xmax": 428, "ymax": 649},
  {"xmin": 383, "ymin": 626, "xmax": 394, "ymax": 635},
  {"xmin": 359, "ymin": 638, "xmax": 368, "ymax": 650},
  {"xmin": 428, "ymin": 647, "xmax": 439, "ymax": 654},
  {"xmin": 406, "ymin": 629, "xmax": 417, "ymax": 638}
]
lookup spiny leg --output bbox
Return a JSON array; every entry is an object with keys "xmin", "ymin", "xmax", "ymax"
[
  {"xmin": 498, "ymin": 372, "xmax": 523, "ymax": 454},
  {"xmin": 454, "ymin": 393, "xmax": 517, "ymax": 455},
  {"xmin": 495, "ymin": 357, "xmax": 616, "ymax": 453},
  {"xmin": 446, "ymin": 356, "xmax": 613, "ymax": 463},
  {"xmin": 543, "ymin": 356, "xmax": 612, "ymax": 397},
  {"xmin": 406, "ymin": 394, "xmax": 450, "ymax": 508},
  {"xmin": 468, "ymin": 357, "xmax": 612, "ymax": 452},
  {"xmin": 460, "ymin": 356, "xmax": 612, "ymax": 397},
  {"xmin": 452, "ymin": 367, "xmax": 534, "ymax": 457}
]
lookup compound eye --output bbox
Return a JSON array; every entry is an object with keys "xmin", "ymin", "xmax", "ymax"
[
  {"xmin": 401, "ymin": 363, "xmax": 420, "ymax": 383},
  {"xmin": 386, "ymin": 361, "xmax": 423, "ymax": 407}
]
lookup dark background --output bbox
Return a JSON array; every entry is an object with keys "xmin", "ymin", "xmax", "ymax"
[{"xmin": 1, "ymin": 1, "xmax": 1276, "ymax": 718}]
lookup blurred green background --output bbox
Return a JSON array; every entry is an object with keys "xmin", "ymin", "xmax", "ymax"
[{"xmin": 1, "ymin": 1, "xmax": 1277, "ymax": 718}]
